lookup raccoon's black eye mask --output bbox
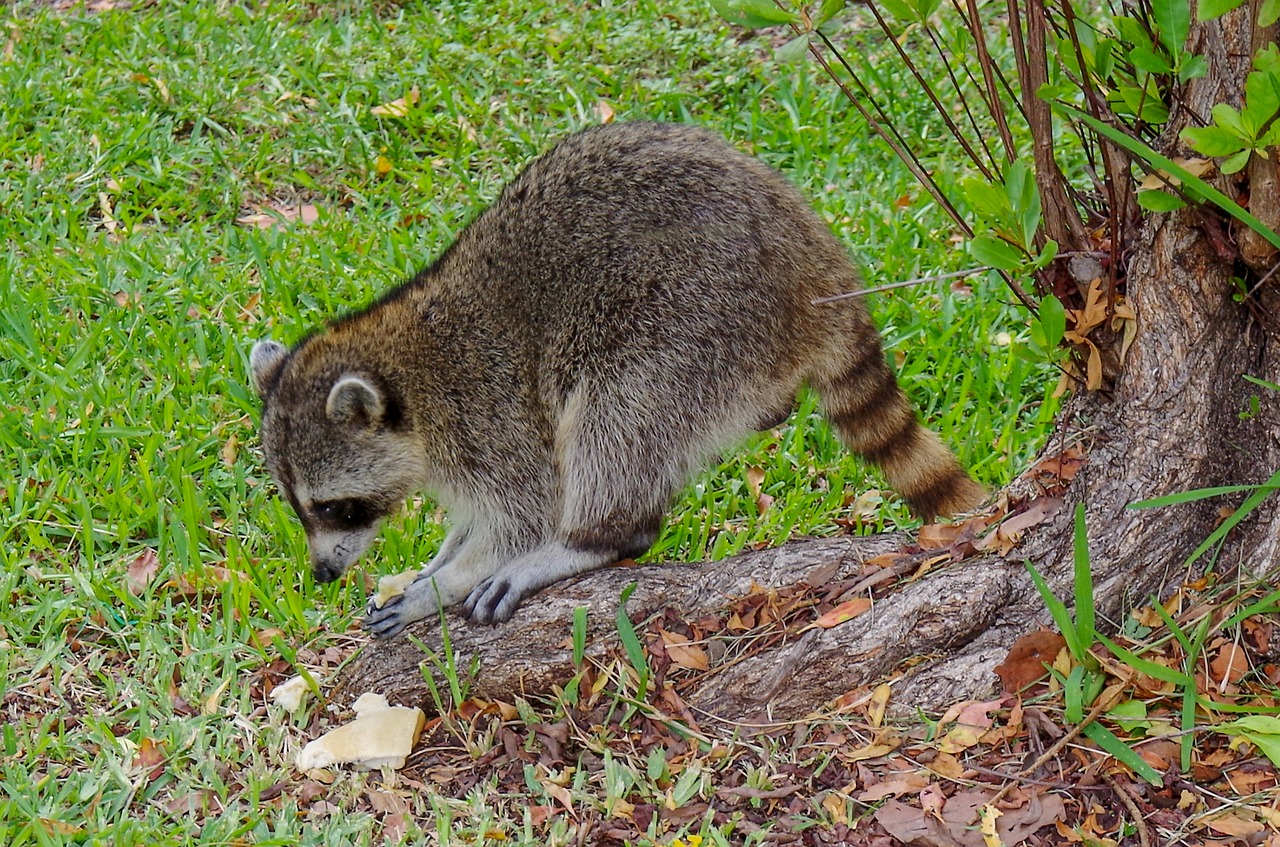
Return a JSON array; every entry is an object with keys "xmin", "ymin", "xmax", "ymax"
[{"xmin": 312, "ymin": 498, "xmax": 374, "ymax": 530}]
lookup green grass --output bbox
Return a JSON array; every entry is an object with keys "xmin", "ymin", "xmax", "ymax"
[{"xmin": 0, "ymin": 0, "xmax": 1056, "ymax": 843}]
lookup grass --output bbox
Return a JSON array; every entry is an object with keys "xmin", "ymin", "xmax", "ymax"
[{"xmin": 0, "ymin": 0, "xmax": 1058, "ymax": 843}]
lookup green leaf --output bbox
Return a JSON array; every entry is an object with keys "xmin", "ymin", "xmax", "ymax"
[
  {"xmin": 708, "ymin": 0, "xmax": 799, "ymax": 28},
  {"xmin": 1072, "ymin": 504, "xmax": 1095, "ymax": 651},
  {"xmin": 1130, "ymin": 481, "xmax": 1279, "ymax": 508},
  {"xmin": 877, "ymin": 0, "xmax": 914, "ymax": 21},
  {"xmin": 969, "ymin": 233, "xmax": 1025, "ymax": 271},
  {"xmin": 1107, "ymin": 699, "xmax": 1151, "ymax": 733},
  {"xmin": 1178, "ymin": 53, "xmax": 1208, "ymax": 82},
  {"xmin": 1004, "ymin": 160, "xmax": 1041, "ymax": 250},
  {"xmin": 1026, "ymin": 561, "xmax": 1085, "ymax": 661},
  {"xmin": 1197, "ymin": 0, "xmax": 1247, "ymax": 20},
  {"xmin": 1222, "ymin": 149, "xmax": 1252, "ymax": 174},
  {"xmin": 1136, "ymin": 189, "xmax": 1187, "ymax": 212},
  {"xmin": 1130, "ymin": 44, "xmax": 1173, "ymax": 75},
  {"xmin": 775, "ymin": 33, "xmax": 810, "ymax": 63},
  {"xmin": 1029, "ymin": 238, "xmax": 1059, "ymax": 272},
  {"xmin": 1151, "ymin": 0, "xmax": 1190, "ymax": 56},
  {"xmin": 572, "ymin": 606, "xmax": 588, "ymax": 667},
  {"xmin": 1217, "ymin": 716, "xmax": 1280, "ymax": 766},
  {"xmin": 962, "ymin": 177, "xmax": 1013, "ymax": 222},
  {"xmin": 1083, "ymin": 722, "xmax": 1164, "ymax": 785},
  {"xmin": 1058, "ymin": 103, "xmax": 1280, "ymax": 250},
  {"xmin": 815, "ymin": 0, "xmax": 847, "ymax": 26},
  {"xmin": 615, "ymin": 582, "xmax": 650, "ymax": 692},
  {"xmin": 1038, "ymin": 294, "xmax": 1066, "ymax": 349},
  {"xmin": 1210, "ymin": 102, "xmax": 1252, "ymax": 139},
  {"xmin": 1244, "ymin": 68, "xmax": 1280, "ymax": 126},
  {"xmin": 1181, "ymin": 124, "xmax": 1249, "ymax": 157},
  {"xmin": 1098, "ymin": 635, "xmax": 1197, "ymax": 687},
  {"xmin": 1263, "ymin": 0, "xmax": 1280, "ymax": 26}
]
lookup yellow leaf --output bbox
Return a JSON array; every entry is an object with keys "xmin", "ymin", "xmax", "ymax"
[
  {"xmin": 375, "ymin": 154, "xmax": 393, "ymax": 175},
  {"xmin": 371, "ymin": 86, "xmax": 420, "ymax": 117},
  {"xmin": 867, "ymin": 683, "xmax": 890, "ymax": 728},
  {"xmin": 979, "ymin": 804, "xmax": 1003, "ymax": 847},
  {"xmin": 814, "ymin": 597, "xmax": 871, "ymax": 629},
  {"xmin": 204, "ymin": 678, "xmax": 230, "ymax": 715}
]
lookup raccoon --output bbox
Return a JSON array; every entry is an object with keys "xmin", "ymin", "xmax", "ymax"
[{"xmin": 250, "ymin": 122, "xmax": 984, "ymax": 638}]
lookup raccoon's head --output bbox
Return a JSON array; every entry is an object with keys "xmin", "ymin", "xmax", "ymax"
[{"xmin": 250, "ymin": 339, "xmax": 425, "ymax": 584}]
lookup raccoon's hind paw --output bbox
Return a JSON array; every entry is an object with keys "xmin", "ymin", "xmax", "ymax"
[{"xmin": 462, "ymin": 576, "xmax": 525, "ymax": 625}]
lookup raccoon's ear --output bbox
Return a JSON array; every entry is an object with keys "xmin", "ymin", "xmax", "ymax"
[
  {"xmin": 326, "ymin": 375, "xmax": 385, "ymax": 427},
  {"xmin": 250, "ymin": 340, "xmax": 289, "ymax": 398}
]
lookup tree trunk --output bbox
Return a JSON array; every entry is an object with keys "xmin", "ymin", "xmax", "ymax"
[{"xmin": 335, "ymin": 9, "xmax": 1280, "ymax": 721}]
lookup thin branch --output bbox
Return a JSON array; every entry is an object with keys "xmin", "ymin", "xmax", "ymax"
[
  {"xmin": 812, "ymin": 266, "xmax": 992, "ymax": 304},
  {"xmin": 864, "ymin": 2, "xmax": 998, "ymax": 180},
  {"xmin": 964, "ymin": 0, "xmax": 1019, "ymax": 162},
  {"xmin": 809, "ymin": 31, "xmax": 973, "ymax": 236}
]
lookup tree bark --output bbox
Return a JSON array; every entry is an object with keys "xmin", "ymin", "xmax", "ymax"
[{"xmin": 334, "ymin": 8, "xmax": 1280, "ymax": 722}]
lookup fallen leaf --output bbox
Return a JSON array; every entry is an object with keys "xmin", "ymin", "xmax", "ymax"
[
  {"xmin": 857, "ymin": 772, "xmax": 930, "ymax": 803},
  {"xmin": 371, "ymin": 86, "xmax": 420, "ymax": 117},
  {"xmin": 131, "ymin": 737, "xmax": 167, "ymax": 781},
  {"xmin": 867, "ymin": 683, "xmax": 890, "ymax": 728},
  {"xmin": 1206, "ymin": 813, "xmax": 1266, "ymax": 837},
  {"xmin": 125, "ymin": 549, "xmax": 160, "ymax": 594},
  {"xmin": 660, "ymin": 629, "xmax": 709, "ymax": 671},
  {"xmin": 596, "ymin": 100, "xmax": 615, "ymax": 123},
  {"xmin": 745, "ymin": 465, "xmax": 772, "ymax": 513},
  {"xmin": 221, "ymin": 433, "xmax": 239, "ymax": 467},
  {"xmin": 995, "ymin": 630, "xmax": 1066, "ymax": 693},
  {"xmin": 375, "ymin": 153, "xmax": 393, "ymax": 175},
  {"xmin": 814, "ymin": 597, "xmax": 872, "ymax": 629},
  {"xmin": 937, "ymin": 699, "xmax": 1002, "ymax": 754},
  {"xmin": 236, "ymin": 204, "xmax": 322, "ymax": 230}
]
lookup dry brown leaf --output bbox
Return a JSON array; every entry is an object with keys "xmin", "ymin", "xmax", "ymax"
[
  {"xmin": 995, "ymin": 630, "xmax": 1066, "ymax": 693},
  {"xmin": 236, "ymin": 204, "xmax": 321, "ymax": 230},
  {"xmin": 1206, "ymin": 813, "xmax": 1266, "ymax": 837},
  {"xmin": 125, "ymin": 548, "xmax": 161, "ymax": 594},
  {"xmin": 821, "ymin": 791, "xmax": 848, "ymax": 823},
  {"xmin": 978, "ymin": 496, "xmax": 1063, "ymax": 555},
  {"xmin": 1208, "ymin": 639, "xmax": 1250, "ymax": 691},
  {"xmin": 1138, "ymin": 157, "xmax": 1214, "ymax": 190},
  {"xmin": 856, "ymin": 771, "xmax": 930, "ymax": 803},
  {"xmin": 744, "ymin": 465, "xmax": 773, "ymax": 513},
  {"xmin": 659, "ymin": 629, "xmax": 709, "ymax": 671},
  {"xmin": 814, "ymin": 597, "xmax": 872, "ymax": 629},
  {"xmin": 221, "ymin": 433, "xmax": 239, "ymax": 467},
  {"xmin": 371, "ymin": 86, "xmax": 420, "ymax": 117},
  {"xmin": 867, "ymin": 683, "xmax": 890, "ymax": 728},
  {"xmin": 596, "ymin": 100, "xmax": 616, "ymax": 123},
  {"xmin": 937, "ymin": 699, "xmax": 1002, "ymax": 754},
  {"xmin": 98, "ymin": 192, "xmax": 118, "ymax": 234}
]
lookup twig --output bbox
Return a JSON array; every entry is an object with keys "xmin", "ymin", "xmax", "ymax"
[
  {"xmin": 812, "ymin": 267, "xmax": 992, "ymax": 305},
  {"xmin": 988, "ymin": 695, "xmax": 1110, "ymax": 806},
  {"xmin": 1104, "ymin": 773, "xmax": 1153, "ymax": 847}
]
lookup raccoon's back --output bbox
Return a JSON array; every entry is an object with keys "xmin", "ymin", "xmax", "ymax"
[{"xmin": 431, "ymin": 122, "xmax": 861, "ymax": 371}]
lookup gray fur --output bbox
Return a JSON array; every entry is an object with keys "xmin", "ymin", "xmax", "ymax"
[{"xmin": 249, "ymin": 122, "xmax": 984, "ymax": 637}]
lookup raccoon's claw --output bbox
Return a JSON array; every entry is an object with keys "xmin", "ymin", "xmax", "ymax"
[
  {"xmin": 362, "ymin": 575, "xmax": 444, "ymax": 637},
  {"xmin": 362, "ymin": 601, "xmax": 411, "ymax": 639},
  {"xmin": 463, "ymin": 576, "xmax": 525, "ymax": 625},
  {"xmin": 365, "ymin": 592, "xmax": 404, "ymax": 618}
]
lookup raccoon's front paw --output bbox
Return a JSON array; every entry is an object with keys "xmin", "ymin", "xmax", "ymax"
[
  {"xmin": 462, "ymin": 574, "xmax": 530, "ymax": 625},
  {"xmin": 362, "ymin": 577, "xmax": 441, "ymax": 638}
]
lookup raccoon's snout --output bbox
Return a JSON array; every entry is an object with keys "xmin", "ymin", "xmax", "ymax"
[{"xmin": 312, "ymin": 559, "xmax": 348, "ymax": 583}]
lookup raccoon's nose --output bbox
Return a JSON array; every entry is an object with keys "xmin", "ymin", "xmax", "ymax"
[{"xmin": 312, "ymin": 560, "xmax": 345, "ymax": 583}]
